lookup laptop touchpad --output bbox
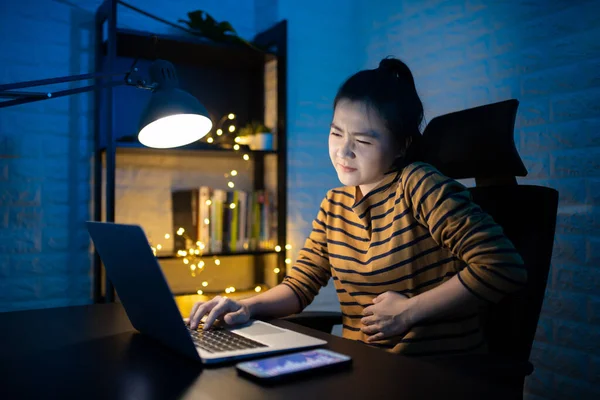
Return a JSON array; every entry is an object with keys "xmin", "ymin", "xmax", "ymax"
[{"xmin": 234, "ymin": 323, "xmax": 286, "ymax": 336}]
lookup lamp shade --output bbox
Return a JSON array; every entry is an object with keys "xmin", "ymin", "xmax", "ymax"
[{"xmin": 137, "ymin": 60, "xmax": 212, "ymax": 149}]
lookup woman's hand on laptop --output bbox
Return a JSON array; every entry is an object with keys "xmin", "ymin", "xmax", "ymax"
[{"xmin": 188, "ymin": 296, "xmax": 251, "ymax": 330}]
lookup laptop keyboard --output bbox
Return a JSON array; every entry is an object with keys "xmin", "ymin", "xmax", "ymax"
[{"xmin": 187, "ymin": 325, "xmax": 268, "ymax": 353}]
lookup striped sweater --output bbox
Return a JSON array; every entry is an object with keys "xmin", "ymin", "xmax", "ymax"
[{"xmin": 282, "ymin": 162, "xmax": 526, "ymax": 356}]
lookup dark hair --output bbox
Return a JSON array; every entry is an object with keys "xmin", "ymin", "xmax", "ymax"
[{"xmin": 333, "ymin": 57, "xmax": 424, "ymax": 169}]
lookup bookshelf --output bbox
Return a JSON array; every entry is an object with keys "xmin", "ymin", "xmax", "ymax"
[{"xmin": 93, "ymin": 1, "xmax": 288, "ymax": 302}]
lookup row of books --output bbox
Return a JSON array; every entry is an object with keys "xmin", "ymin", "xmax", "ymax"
[{"xmin": 172, "ymin": 187, "xmax": 278, "ymax": 254}]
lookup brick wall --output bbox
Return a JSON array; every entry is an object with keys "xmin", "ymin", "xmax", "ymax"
[
  {"xmin": 0, "ymin": 0, "xmax": 256, "ymax": 312},
  {"xmin": 277, "ymin": 0, "xmax": 361, "ymax": 312},
  {"xmin": 359, "ymin": 0, "xmax": 600, "ymax": 398}
]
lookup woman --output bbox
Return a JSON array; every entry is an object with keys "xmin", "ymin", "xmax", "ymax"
[{"xmin": 188, "ymin": 57, "xmax": 526, "ymax": 357}]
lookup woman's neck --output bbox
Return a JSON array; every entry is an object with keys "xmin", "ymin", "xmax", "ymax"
[{"xmin": 358, "ymin": 176, "xmax": 387, "ymax": 199}]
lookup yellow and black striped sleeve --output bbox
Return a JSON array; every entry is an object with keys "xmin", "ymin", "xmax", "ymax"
[
  {"xmin": 281, "ymin": 194, "xmax": 331, "ymax": 309},
  {"xmin": 401, "ymin": 162, "xmax": 527, "ymax": 303}
]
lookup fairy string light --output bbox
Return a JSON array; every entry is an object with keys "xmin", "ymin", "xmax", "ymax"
[{"xmin": 149, "ymin": 111, "xmax": 291, "ymax": 296}]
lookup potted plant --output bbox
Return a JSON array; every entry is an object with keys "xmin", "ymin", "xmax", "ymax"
[
  {"xmin": 178, "ymin": 11, "xmax": 265, "ymax": 52},
  {"xmin": 239, "ymin": 121, "xmax": 274, "ymax": 150}
]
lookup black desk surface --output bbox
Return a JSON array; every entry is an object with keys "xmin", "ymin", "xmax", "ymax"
[{"xmin": 0, "ymin": 303, "xmax": 520, "ymax": 399}]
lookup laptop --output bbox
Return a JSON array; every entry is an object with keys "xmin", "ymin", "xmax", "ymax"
[{"xmin": 87, "ymin": 221, "xmax": 326, "ymax": 365}]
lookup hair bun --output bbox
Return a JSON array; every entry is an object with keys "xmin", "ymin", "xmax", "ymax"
[{"xmin": 378, "ymin": 57, "xmax": 415, "ymax": 87}]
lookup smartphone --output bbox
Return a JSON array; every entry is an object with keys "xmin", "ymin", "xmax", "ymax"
[{"xmin": 236, "ymin": 348, "xmax": 352, "ymax": 384}]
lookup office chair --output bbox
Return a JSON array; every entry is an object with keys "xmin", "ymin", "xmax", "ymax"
[{"xmin": 282, "ymin": 99, "xmax": 559, "ymax": 394}]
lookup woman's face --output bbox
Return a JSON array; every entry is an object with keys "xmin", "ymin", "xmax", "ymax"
[{"xmin": 329, "ymin": 99, "xmax": 397, "ymax": 194}]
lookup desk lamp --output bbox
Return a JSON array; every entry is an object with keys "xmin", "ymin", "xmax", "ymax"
[{"xmin": 0, "ymin": 59, "xmax": 213, "ymax": 148}]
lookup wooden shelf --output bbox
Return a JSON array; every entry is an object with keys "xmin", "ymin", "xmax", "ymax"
[
  {"xmin": 157, "ymin": 249, "xmax": 278, "ymax": 260},
  {"xmin": 103, "ymin": 28, "xmax": 277, "ymax": 70},
  {"xmin": 99, "ymin": 139, "xmax": 278, "ymax": 155}
]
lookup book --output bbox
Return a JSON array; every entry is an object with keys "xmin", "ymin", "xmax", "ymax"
[
  {"xmin": 171, "ymin": 187, "xmax": 278, "ymax": 255},
  {"xmin": 171, "ymin": 189, "xmax": 199, "ymax": 251}
]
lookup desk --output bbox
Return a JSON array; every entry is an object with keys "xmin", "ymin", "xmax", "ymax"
[{"xmin": 0, "ymin": 303, "xmax": 520, "ymax": 399}]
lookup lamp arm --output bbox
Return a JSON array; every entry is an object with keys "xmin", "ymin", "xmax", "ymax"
[
  {"xmin": 0, "ymin": 70, "xmax": 129, "ymax": 92},
  {"xmin": 0, "ymin": 66, "xmax": 155, "ymax": 109}
]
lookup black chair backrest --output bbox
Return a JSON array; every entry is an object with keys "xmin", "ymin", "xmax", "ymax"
[
  {"xmin": 468, "ymin": 185, "xmax": 557, "ymax": 361},
  {"xmin": 422, "ymin": 99, "xmax": 559, "ymax": 363}
]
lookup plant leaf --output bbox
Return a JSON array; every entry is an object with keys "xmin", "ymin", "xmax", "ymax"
[
  {"xmin": 184, "ymin": 10, "xmax": 220, "ymax": 33},
  {"xmin": 179, "ymin": 9, "xmax": 264, "ymax": 51},
  {"xmin": 186, "ymin": 11, "xmax": 205, "ymax": 27},
  {"xmin": 217, "ymin": 21, "xmax": 237, "ymax": 35}
]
